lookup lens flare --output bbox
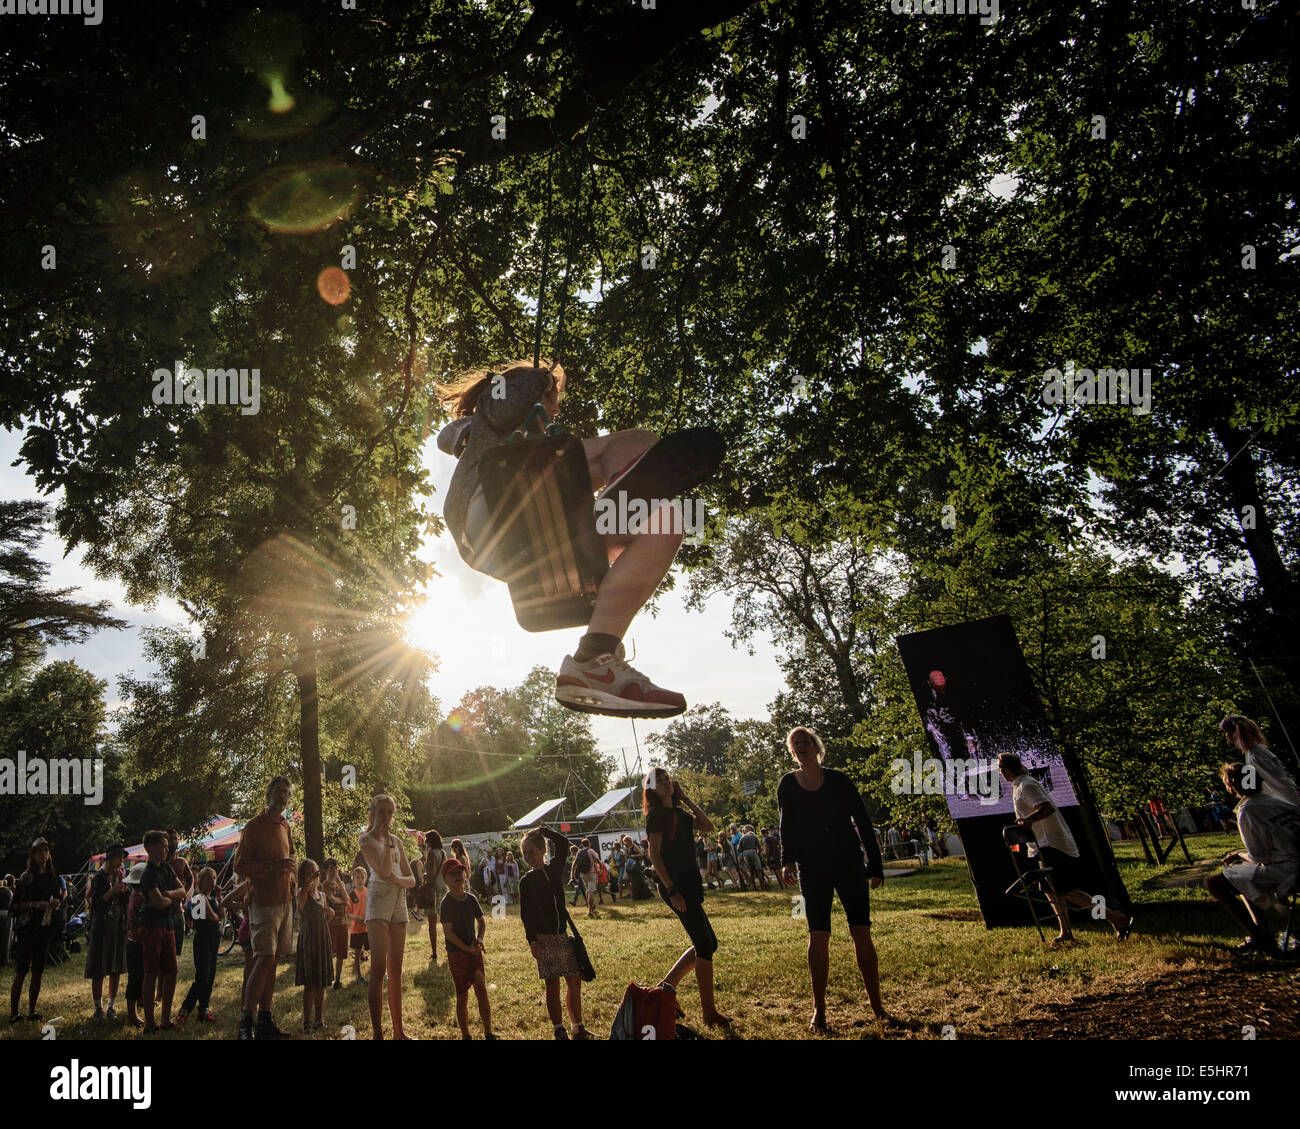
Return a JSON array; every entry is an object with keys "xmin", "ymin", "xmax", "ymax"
[
  {"xmin": 317, "ymin": 266, "xmax": 351, "ymax": 305},
  {"xmin": 266, "ymin": 73, "xmax": 296, "ymax": 114},
  {"xmin": 249, "ymin": 168, "xmax": 362, "ymax": 235},
  {"xmin": 446, "ymin": 712, "xmax": 463, "ymax": 734}
]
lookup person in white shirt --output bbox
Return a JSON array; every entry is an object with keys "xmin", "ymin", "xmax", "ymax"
[
  {"xmin": 1204, "ymin": 761, "xmax": 1300, "ymax": 957},
  {"xmin": 1219, "ymin": 716, "xmax": 1300, "ymax": 807},
  {"xmin": 998, "ymin": 753, "xmax": 1133, "ymax": 943}
]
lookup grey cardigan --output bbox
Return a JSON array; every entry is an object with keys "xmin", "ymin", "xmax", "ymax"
[{"xmin": 437, "ymin": 369, "xmax": 552, "ymax": 553}]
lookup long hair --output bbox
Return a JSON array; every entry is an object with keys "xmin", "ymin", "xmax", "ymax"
[
  {"xmin": 450, "ymin": 838, "xmax": 469, "ymax": 868},
  {"xmin": 1221, "ymin": 761, "xmax": 1259, "ymax": 798},
  {"xmin": 434, "ymin": 358, "xmax": 566, "ymax": 420},
  {"xmin": 25, "ymin": 838, "xmax": 53, "ymax": 878},
  {"xmin": 362, "ymin": 794, "xmax": 396, "ymax": 838},
  {"xmin": 297, "ymin": 858, "xmax": 320, "ymax": 888},
  {"xmin": 1221, "ymin": 715, "xmax": 1266, "ymax": 751},
  {"xmin": 642, "ymin": 765, "xmax": 673, "ymax": 817},
  {"xmin": 424, "ymin": 829, "xmax": 443, "ymax": 850}
]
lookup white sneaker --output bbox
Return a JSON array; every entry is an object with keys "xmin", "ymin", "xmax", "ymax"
[{"xmin": 555, "ymin": 646, "xmax": 687, "ymax": 718}]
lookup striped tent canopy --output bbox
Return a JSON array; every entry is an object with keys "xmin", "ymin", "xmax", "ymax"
[{"xmin": 87, "ymin": 812, "xmax": 304, "ymax": 871}]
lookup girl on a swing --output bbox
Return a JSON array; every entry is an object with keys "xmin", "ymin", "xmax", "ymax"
[{"xmin": 435, "ymin": 359, "xmax": 724, "ymax": 719}]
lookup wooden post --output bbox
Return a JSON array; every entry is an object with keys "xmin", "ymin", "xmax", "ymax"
[{"xmin": 1133, "ymin": 810, "xmax": 1156, "ymax": 865}]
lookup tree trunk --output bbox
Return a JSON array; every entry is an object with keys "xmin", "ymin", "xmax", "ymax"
[
  {"xmin": 1212, "ymin": 422, "xmax": 1299, "ymax": 622},
  {"xmin": 1211, "ymin": 421, "xmax": 1300, "ymax": 752},
  {"xmin": 294, "ymin": 625, "xmax": 324, "ymax": 866}
]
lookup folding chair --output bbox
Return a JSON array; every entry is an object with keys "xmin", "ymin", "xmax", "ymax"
[
  {"xmin": 1280, "ymin": 889, "xmax": 1297, "ymax": 955},
  {"xmin": 1002, "ymin": 824, "xmax": 1059, "ymax": 943},
  {"xmin": 477, "ymin": 403, "xmax": 609, "ymax": 633}
]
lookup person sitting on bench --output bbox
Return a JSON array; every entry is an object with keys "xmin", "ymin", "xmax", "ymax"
[
  {"xmin": 435, "ymin": 359, "xmax": 723, "ymax": 717},
  {"xmin": 1204, "ymin": 761, "xmax": 1300, "ymax": 957}
]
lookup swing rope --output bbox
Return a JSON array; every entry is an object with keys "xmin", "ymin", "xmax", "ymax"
[
  {"xmin": 532, "ymin": 137, "xmax": 586, "ymax": 373},
  {"xmin": 533, "ymin": 150, "xmax": 555, "ymax": 370}
]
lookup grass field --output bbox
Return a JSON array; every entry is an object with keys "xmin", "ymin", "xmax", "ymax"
[{"xmin": 4, "ymin": 834, "xmax": 1295, "ymax": 1041}]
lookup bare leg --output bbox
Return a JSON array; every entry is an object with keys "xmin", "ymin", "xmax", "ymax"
[
  {"xmin": 142, "ymin": 971, "xmax": 156, "ymax": 1028},
  {"xmin": 1062, "ymin": 888, "xmax": 1129, "ymax": 935},
  {"xmin": 695, "ymin": 957, "xmax": 730, "ymax": 1025},
  {"xmin": 662, "ymin": 945, "xmax": 696, "ymax": 989},
  {"xmin": 581, "ymin": 432, "xmax": 684, "ymax": 639},
  {"xmin": 455, "ymin": 989, "xmax": 470, "ymax": 1037},
  {"xmin": 427, "ymin": 914, "xmax": 439, "ymax": 961},
  {"xmin": 807, "ymin": 931, "xmax": 831, "ymax": 1028},
  {"xmin": 10, "ymin": 967, "xmax": 25, "ymax": 1019},
  {"xmin": 1205, "ymin": 874, "xmax": 1272, "ymax": 944},
  {"xmin": 582, "ymin": 430, "xmax": 658, "ymax": 492},
  {"xmin": 160, "ymin": 974, "xmax": 175, "ymax": 1026},
  {"xmin": 368, "ymin": 921, "xmax": 390, "ymax": 1039},
  {"xmin": 1045, "ymin": 890, "xmax": 1073, "ymax": 941},
  {"xmin": 848, "ymin": 924, "xmax": 885, "ymax": 1019},
  {"xmin": 588, "ymin": 526, "xmax": 684, "ymax": 639},
  {"xmin": 565, "ymin": 974, "xmax": 584, "ymax": 1029},
  {"xmin": 10, "ymin": 971, "xmax": 24, "ymax": 1018},
  {"xmin": 473, "ymin": 971, "xmax": 493, "ymax": 1035},
  {"xmin": 387, "ymin": 923, "xmax": 407, "ymax": 1038},
  {"xmin": 544, "ymin": 977, "xmax": 563, "ymax": 1026}
]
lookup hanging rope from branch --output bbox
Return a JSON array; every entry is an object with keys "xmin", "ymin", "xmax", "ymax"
[{"xmin": 533, "ymin": 149, "xmax": 555, "ymax": 370}]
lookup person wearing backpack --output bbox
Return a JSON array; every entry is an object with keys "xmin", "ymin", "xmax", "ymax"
[
  {"xmin": 572, "ymin": 838, "xmax": 600, "ymax": 918},
  {"xmin": 644, "ymin": 767, "xmax": 731, "ymax": 1028}
]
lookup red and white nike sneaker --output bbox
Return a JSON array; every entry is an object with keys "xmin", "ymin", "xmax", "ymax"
[{"xmin": 555, "ymin": 646, "xmax": 687, "ymax": 718}]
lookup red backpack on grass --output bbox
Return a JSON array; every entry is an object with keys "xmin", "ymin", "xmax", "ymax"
[{"xmin": 609, "ymin": 982, "xmax": 681, "ymax": 1040}]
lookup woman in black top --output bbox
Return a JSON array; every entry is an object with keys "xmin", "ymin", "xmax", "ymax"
[
  {"xmin": 644, "ymin": 767, "xmax": 731, "ymax": 1027},
  {"xmin": 9, "ymin": 838, "xmax": 63, "ymax": 1024},
  {"xmin": 777, "ymin": 727, "xmax": 893, "ymax": 1033}
]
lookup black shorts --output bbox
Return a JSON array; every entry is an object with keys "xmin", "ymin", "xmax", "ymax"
[
  {"xmin": 798, "ymin": 859, "xmax": 871, "ymax": 933},
  {"xmin": 1038, "ymin": 846, "xmax": 1084, "ymax": 894},
  {"xmin": 659, "ymin": 887, "xmax": 718, "ymax": 960}
]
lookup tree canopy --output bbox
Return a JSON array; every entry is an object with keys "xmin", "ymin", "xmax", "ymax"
[{"xmin": 1, "ymin": 0, "xmax": 1296, "ymax": 848}]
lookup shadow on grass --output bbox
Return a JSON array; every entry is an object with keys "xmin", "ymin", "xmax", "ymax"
[{"xmin": 413, "ymin": 960, "xmax": 455, "ymax": 1017}]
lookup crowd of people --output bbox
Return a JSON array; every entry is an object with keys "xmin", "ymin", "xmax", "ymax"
[{"xmin": 4, "ymin": 716, "xmax": 1298, "ymax": 1037}]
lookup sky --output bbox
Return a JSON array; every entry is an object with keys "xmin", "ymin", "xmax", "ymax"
[{"xmin": 1, "ymin": 425, "xmax": 788, "ymax": 779}]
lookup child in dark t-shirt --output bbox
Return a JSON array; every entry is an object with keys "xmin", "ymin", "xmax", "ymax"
[{"xmin": 439, "ymin": 858, "xmax": 495, "ymax": 1040}]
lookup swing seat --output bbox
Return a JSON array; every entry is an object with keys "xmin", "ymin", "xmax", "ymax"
[{"xmin": 478, "ymin": 415, "xmax": 608, "ymax": 632}]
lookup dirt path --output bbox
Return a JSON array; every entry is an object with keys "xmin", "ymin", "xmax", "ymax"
[{"xmin": 986, "ymin": 964, "xmax": 1300, "ymax": 1039}]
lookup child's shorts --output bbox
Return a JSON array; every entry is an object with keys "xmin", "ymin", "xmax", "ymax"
[
  {"xmin": 350, "ymin": 931, "xmax": 369, "ymax": 951},
  {"xmin": 448, "ymin": 948, "xmax": 485, "ymax": 992}
]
